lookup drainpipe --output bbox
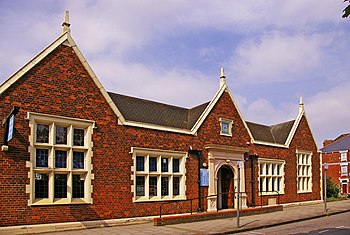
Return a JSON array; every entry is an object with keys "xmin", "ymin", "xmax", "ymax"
[
  {"xmin": 251, "ymin": 154, "xmax": 258, "ymax": 207},
  {"xmin": 188, "ymin": 149, "xmax": 203, "ymax": 212}
]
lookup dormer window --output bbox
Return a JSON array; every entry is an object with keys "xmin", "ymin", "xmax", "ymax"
[{"xmin": 220, "ymin": 118, "xmax": 233, "ymax": 136}]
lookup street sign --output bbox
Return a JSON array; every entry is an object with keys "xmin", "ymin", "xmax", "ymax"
[
  {"xmin": 200, "ymin": 168, "xmax": 209, "ymax": 186},
  {"xmin": 324, "ymin": 163, "xmax": 329, "ymax": 170},
  {"xmin": 237, "ymin": 160, "xmax": 244, "ymax": 168}
]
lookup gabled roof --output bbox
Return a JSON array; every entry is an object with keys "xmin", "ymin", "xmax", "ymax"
[
  {"xmin": 0, "ymin": 13, "xmax": 316, "ymax": 149},
  {"xmin": 246, "ymin": 120, "xmax": 295, "ymax": 145},
  {"xmin": 320, "ymin": 135, "xmax": 350, "ymax": 153},
  {"xmin": 108, "ymin": 92, "xmax": 209, "ymax": 130}
]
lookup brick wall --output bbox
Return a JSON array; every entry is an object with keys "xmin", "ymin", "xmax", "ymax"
[{"xmin": 0, "ymin": 43, "xmax": 320, "ymax": 227}]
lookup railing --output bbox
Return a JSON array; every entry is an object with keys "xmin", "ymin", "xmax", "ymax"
[
  {"xmin": 159, "ymin": 190, "xmax": 281, "ymax": 218},
  {"xmin": 159, "ymin": 192, "xmax": 238, "ymax": 218}
]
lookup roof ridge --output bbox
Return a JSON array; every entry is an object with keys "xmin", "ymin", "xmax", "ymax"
[{"xmin": 107, "ymin": 91, "xmax": 188, "ymax": 111}]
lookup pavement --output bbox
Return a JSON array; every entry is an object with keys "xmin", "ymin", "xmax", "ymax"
[{"xmin": 2, "ymin": 199, "xmax": 350, "ymax": 235}]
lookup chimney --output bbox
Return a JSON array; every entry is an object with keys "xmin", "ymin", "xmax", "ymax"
[
  {"xmin": 298, "ymin": 96, "xmax": 304, "ymax": 113},
  {"xmin": 323, "ymin": 140, "xmax": 333, "ymax": 147}
]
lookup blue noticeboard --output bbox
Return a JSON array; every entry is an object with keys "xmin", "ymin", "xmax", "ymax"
[
  {"xmin": 200, "ymin": 168, "xmax": 209, "ymax": 187},
  {"xmin": 7, "ymin": 114, "xmax": 14, "ymax": 142}
]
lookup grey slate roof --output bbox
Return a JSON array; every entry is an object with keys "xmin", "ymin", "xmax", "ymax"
[
  {"xmin": 246, "ymin": 120, "xmax": 295, "ymax": 145},
  {"xmin": 320, "ymin": 135, "xmax": 350, "ymax": 153},
  {"xmin": 108, "ymin": 92, "xmax": 210, "ymax": 130},
  {"xmin": 108, "ymin": 91, "xmax": 295, "ymax": 144}
]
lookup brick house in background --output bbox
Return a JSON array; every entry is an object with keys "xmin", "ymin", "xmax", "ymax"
[
  {"xmin": 0, "ymin": 12, "xmax": 321, "ymax": 227},
  {"xmin": 321, "ymin": 134, "xmax": 350, "ymax": 195}
]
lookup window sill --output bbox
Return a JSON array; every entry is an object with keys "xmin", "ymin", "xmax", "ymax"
[
  {"xmin": 297, "ymin": 190, "xmax": 312, "ymax": 194},
  {"xmin": 133, "ymin": 196, "xmax": 186, "ymax": 203},
  {"xmin": 220, "ymin": 133, "xmax": 232, "ymax": 137},
  {"xmin": 30, "ymin": 198, "xmax": 92, "ymax": 206},
  {"xmin": 259, "ymin": 192, "xmax": 284, "ymax": 196}
]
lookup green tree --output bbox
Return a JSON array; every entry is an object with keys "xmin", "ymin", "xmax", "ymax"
[
  {"xmin": 326, "ymin": 177, "xmax": 340, "ymax": 198},
  {"xmin": 343, "ymin": 0, "xmax": 350, "ymax": 18}
]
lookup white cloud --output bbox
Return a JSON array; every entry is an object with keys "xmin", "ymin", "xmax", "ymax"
[
  {"xmin": 306, "ymin": 83, "xmax": 350, "ymax": 147},
  {"xmin": 90, "ymin": 58, "xmax": 217, "ymax": 107},
  {"xmin": 230, "ymin": 32, "xmax": 328, "ymax": 84}
]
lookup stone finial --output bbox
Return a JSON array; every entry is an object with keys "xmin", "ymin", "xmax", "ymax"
[
  {"xmin": 220, "ymin": 67, "xmax": 226, "ymax": 87},
  {"xmin": 299, "ymin": 96, "xmax": 304, "ymax": 113},
  {"xmin": 62, "ymin": 10, "xmax": 71, "ymax": 34}
]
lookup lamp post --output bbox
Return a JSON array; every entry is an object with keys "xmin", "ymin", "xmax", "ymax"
[
  {"xmin": 236, "ymin": 160, "xmax": 244, "ymax": 228},
  {"xmin": 188, "ymin": 149, "xmax": 203, "ymax": 212},
  {"xmin": 324, "ymin": 162, "xmax": 328, "ymax": 214}
]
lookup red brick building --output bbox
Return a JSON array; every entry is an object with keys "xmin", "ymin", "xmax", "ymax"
[
  {"xmin": 321, "ymin": 134, "xmax": 350, "ymax": 195},
  {"xmin": 0, "ymin": 14, "xmax": 321, "ymax": 227}
]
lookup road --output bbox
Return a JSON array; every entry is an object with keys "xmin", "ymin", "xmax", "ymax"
[{"xmin": 237, "ymin": 211, "xmax": 350, "ymax": 235}]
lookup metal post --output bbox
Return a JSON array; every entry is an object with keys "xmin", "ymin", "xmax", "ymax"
[
  {"xmin": 324, "ymin": 163, "xmax": 328, "ymax": 214},
  {"xmin": 237, "ymin": 166, "xmax": 241, "ymax": 228},
  {"xmin": 198, "ymin": 152, "xmax": 201, "ymax": 212}
]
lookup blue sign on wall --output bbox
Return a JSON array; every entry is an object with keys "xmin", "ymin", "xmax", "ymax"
[
  {"xmin": 200, "ymin": 168, "xmax": 209, "ymax": 187},
  {"xmin": 7, "ymin": 114, "xmax": 14, "ymax": 142}
]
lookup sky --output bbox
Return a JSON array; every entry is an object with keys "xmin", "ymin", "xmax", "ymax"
[{"xmin": 0, "ymin": 0, "xmax": 349, "ymax": 148}]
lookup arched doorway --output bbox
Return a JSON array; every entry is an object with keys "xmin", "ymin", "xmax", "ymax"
[{"xmin": 217, "ymin": 165, "xmax": 234, "ymax": 209}]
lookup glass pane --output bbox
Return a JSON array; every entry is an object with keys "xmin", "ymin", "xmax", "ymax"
[
  {"xmin": 266, "ymin": 164, "xmax": 269, "ymax": 175},
  {"xmin": 36, "ymin": 149, "xmax": 48, "ymax": 167},
  {"xmin": 260, "ymin": 178, "xmax": 264, "ymax": 192},
  {"xmin": 136, "ymin": 156, "xmax": 144, "ymax": 171},
  {"xmin": 266, "ymin": 178, "xmax": 269, "ymax": 192},
  {"xmin": 173, "ymin": 177, "xmax": 180, "ymax": 196},
  {"xmin": 35, "ymin": 173, "xmax": 48, "ymax": 198},
  {"xmin": 73, "ymin": 128, "xmax": 84, "ymax": 146},
  {"xmin": 161, "ymin": 158, "xmax": 168, "ymax": 172},
  {"xmin": 149, "ymin": 176, "xmax": 157, "ymax": 196},
  {"xmin": 277, "ymin": 177, "xmax": 281, "ymax": 191},
  {"xmin": 277, "ymin": 164, "xmax": 280, "ymax": 175},
  {"xmin": 73, "ymin": 152, "xmax": 84, "ymax": 169},
  {"xmin": 55, "ymin": 126, "xmax": 67, "ymax": 145},
  {"xmin": 271, "ymin": 164, "xmax": 275, "ymax": 175},
  {"xmin": 55, "ymin": 150, "xmax": 67, "ymax": 168},
  {"xmin": 221, "ymin": 122, "xmax": 229, "ymax": 134},
  {"xmin": 272, "ymin": 178, "xmax": 275, "ymax": 191},
  {"xmin": 173, "ymin": 158, "xmax": 180, "ymax": 173},
  {"xmin": 161, "ymin": 177, "xmax": 169, "ymax": 196},
  {"xmin": 36, "ymin": 124, "xmax": 49, "ymax": 143},
  {"xmin": 260, "ymin": 164, "xmax": 263, "ymax": 175},
  {"xmin": 72, "ymin": 175, "xmax": 84, "ymax": 198},
  {"xmin": 54, "ymin": 174, "xmax": 67, "ymax": 198},
  {"xmin": 136, "ymin": 176, "xmax": 145, "ymax": 196},
  {"xmin": 149, "ymin": 157, "xmax": 157, "ymax": 172}
]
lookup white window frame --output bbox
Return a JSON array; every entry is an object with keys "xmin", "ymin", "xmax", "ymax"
[
  {"xmin": 341, "ymin": 163, "xmax": 348, "ymax": 176},
  {"xmin": 258, "ymin": 158, "xmax": 285, "ymax": 195},
  {"xmin": 340, "ymin": 151, "xmax": 348, "ymax": 162},
  {"xmin": 131, "ymin": 147, "xmax": 187, "ymax": 202},
  {"xmin": 220, "ymin": 118, "xmax": 233, "ymax": 136},
  {"xmin": 27, "ymin": 112, "xmax": 95, "ymax": 206},
  {"xmin": 296, "ymin": 150, "xmax": 312, "ymax": 193}
]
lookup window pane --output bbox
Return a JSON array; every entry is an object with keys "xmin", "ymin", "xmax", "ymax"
[
  {"xmin": 55, "ymin": 150, "xmax": 67, "ymax": 168},
  {"xmin": 161, "ymin": 158, "xmax": 168, "ymax": 172},
  {"xmin": 35, "ymin": 173, "xmax": 48, "ymax": 198},
  {"xmin": 36, "ymin": 124, "xmax": 49, "ymax": 143},
  {"xmin": 260, "ymin": 178, "xmax": 264, "ymax": 192},
  {"xmin": 136, "ymin": 176, "xmax": 145, "ymax": 196},
  {"xmin": 173, "ymin": 177, "xmax": 180, "ymax": 196},
  {"xmin": 260, "ymin": 164, "xmax": 263, "ymax": 175},
  {"xmin": 73, "ymin": 128, "xmax": 84, "ymax": 146},
  {"xmin": 277, "ymin": 177, "xmax": 281, "ymax": 191},
  {"xmin": 221, "ymin": 122, "xmax": 229, "ymax": 134},
  {"xmin": 277, "ymin": 165, "xmax": 280, "ymax": 175},
  {"xmin": 161, "ymin": 177, "xmax": 169, "ymax": 196},
  {"xmin": 149, "ymin": 157, "xmax": 157, "ymax": 172},
  {"xmin": 266, "ymin": 178, "xmax": 269, "ymax": 191},
  {"xmin": 36, "ymin": 149, "xmax": 48, "ymax": 167},
  {"xmin": 173, "ymin": 158, "xmax": 180, "ymax": 173},
  {"xmin": 73, "ymin": 152, "xmax": 84, "ymax": 169},
  {"xmin": 55, "ymin": 126, "xmax": 67, "ymax": 144},
  {"xmin": 136, "ymin": 156, "xmax": 144, "ymax": 171},
  {"xmin": 72, "ymin": 175, "xmax": 84, "ymax": 198},
  {"xmin": 54, "ymin": 174, "xmax": 67, "ymax": 198},
  {"xmin": 149, "ymin": 176, "xmax": 157, "ymax": 196}
]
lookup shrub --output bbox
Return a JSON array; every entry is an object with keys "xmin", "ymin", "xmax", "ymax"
[{"xmin": 326, "ymin": 177, "xmax": 341, "ymax": 198}]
